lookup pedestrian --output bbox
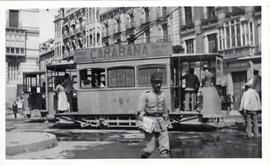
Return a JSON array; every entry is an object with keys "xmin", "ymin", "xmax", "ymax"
[
  {"xmin": 251, "ymin": 70, "xmax": 261, "ymax": 101},
  {"xmin": 62, "ymin": 73, "xmax": 73, "ymax": 112},
  {"xmin": 239, "ymin": 80, "xmax": 261, "ymax": 138},
  {"xmin": 137, "ymin": 72, "xmax": 171, "ymax": 158},
  {"xmin": 12, "ymin": 101, "xmax": 18, "ymax": 119},
  {"xmin": 54, "ymin": 79, "xmax": 69, "ymax": 113},
  {"xmin": 200, "ymin": 65, "xmax": 223, "ymax": 122},
  {"xmin": 181, "ymin": 68, "xmax": 200, "ymax": 112}
]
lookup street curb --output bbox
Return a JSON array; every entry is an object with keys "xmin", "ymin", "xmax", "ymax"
[
  {"xmin": 6, "ymin": 132, "xmax": 58, "ymax": 156},
  {"xmin": 6, "ymin": 126, "xmax": 16, "ymax": 132}
]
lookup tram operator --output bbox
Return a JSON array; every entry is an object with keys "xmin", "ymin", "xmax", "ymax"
[{"xmin": 137, "ymin": 72, "xmax": 171, "ymax": 158}]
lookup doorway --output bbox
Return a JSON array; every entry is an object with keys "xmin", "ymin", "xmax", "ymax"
[{"xmin": 232, "ymin": 71, "xmax": 247, "ymax": 110}]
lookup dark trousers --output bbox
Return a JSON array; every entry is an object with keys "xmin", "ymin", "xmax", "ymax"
[
  {"xmin": 13, "ymin": 111, "xmax": 17, "ymax": 119},
  {"xmin": 245, "ymin": 111, "xmax": 259, "ymax": 137},
  {"xmin": 66, "ymin": 93, "xmax": 73, "ymax": 112}
]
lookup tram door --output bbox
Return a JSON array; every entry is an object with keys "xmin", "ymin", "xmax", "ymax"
[
  {"xmin": 170, "ymin": 58, "xmax": 181, "ymax": 111},
  {"xmin": 232, "ymin": 71, "xmax": 247, "ymax": 110}
]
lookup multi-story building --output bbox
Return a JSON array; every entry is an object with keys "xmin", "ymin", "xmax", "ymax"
[
  {"xmin": 85, "ymin": 8, "xmax": 102, "ymax": 48},
  {"xmin": 99, "ymin": 7, "xmax": 181, "ymax": 46},
  {"xmin": 39, "ymin": 39, "xmax": 54, "ymax": 71},
  {"xmin": 53, "ymin": 8, "xmax": 102, "ymax": 60},
  {"xmin": 6, "ymin": 9, "xmax": 40, "ymax": 107},
  {"xmin": 178, "ymin": 6, "xmax": 261, "ymax": 108}
]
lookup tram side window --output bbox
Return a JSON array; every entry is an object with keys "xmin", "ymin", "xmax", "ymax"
[
  {"xmin": 80, "ymin": 68, "xmax": 106, "ymax": 88},
  {"xmin": 107, "ymin": 67, "xmax": 135, "ymax": 88},
  {"xmin": 137, "ymin": 65, "xmax": 167, "ymax": 87}
]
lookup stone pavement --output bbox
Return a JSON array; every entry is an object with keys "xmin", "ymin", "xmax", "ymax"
[{"xmin": 6, "ymin": 132, "xmax": 58, "ymax": 156}]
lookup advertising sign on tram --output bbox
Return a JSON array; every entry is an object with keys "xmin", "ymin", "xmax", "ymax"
[{"xmin": 74, "ymin": 42, "xmax": 172, "ymax": 63}]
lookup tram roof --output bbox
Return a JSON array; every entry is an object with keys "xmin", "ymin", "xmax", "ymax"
[
  {"xmin": 172, "ymin": 53, "xmax": 223, "ymax": 61},
  {"xmin": 46, "ymin": 61, "xmax": 76, "ymax": 71},
  {"xmin": 23, "ymin": 71, "xmax": 45, "ymax": 77}
]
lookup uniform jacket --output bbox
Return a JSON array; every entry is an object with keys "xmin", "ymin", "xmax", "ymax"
[
  {"xmin": 137, "ymin": 90, "xmax": 169, "ymax": 132},
  {"xmin": 239, "ymin": 88, "xmax": 261, "ymax": 111}
]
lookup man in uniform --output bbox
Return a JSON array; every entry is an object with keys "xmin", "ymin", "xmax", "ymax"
[{"xmin": 137, "ymin": 72, "xmax": 170, "ymax": 158}]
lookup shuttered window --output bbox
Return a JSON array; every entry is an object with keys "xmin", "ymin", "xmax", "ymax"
[
  {"xmin": 108, "ymin": 67, "xmax": 135, "ymax": 87},
  {"xmin": 9, "ymin": 10, "xmax": 19, "ymax": 28}
]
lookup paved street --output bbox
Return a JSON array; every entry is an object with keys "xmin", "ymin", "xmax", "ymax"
[{"xmin": 6, "ymin": 113, "xmax": 261, "ymax": 159}]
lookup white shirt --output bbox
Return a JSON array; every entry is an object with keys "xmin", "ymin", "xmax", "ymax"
[{"xmin": 239, "ymin": 88, "xmax": 261, "ymax": 111}]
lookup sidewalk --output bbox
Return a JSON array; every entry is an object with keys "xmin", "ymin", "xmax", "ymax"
[{"xmin": 6, "ymin": 132, "xmax": 58, "ymax": 156}]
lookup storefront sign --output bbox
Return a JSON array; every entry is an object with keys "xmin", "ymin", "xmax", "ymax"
[{"xmin": 74, "ymin": 42, "xmax": 172, "ymax": 63}]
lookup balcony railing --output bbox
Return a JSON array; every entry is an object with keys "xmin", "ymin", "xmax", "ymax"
[
  {"xmin": 201, "ymin": 16, "xmax": 218, "ymax": 26},
  {"xmin": 226, "ymin": 8, "xmax": 245, "ymax": 18},
  {"xmin": 180, "ymin": 23, "xmax": 195, "ymax": 32}
]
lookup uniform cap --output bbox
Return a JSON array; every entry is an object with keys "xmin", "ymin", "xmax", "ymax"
[{"xmin": 150, "ymin": 72, "xmax": 163, "ymax": 81}]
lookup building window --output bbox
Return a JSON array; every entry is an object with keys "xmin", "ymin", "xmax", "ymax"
[
  {"xmin": 137, "ymin": 65, "xmax": 167, "ymax": 87},
  {"xmin": 11, "ymin": 47, "xmax": 14, "ymax": 53},
  {"xmin": 162, "ymin": 7, "xmax": 167, "ymax": 17},
  {"xmin": 6, "ymin": 47, "xmax": 10, "ymax": 53},
  {"xmin": 184, "ymin": 7, "xmax": 193, "ymax": 25},
  {"xmin": 16, "ymin": 48, "xmax": 20, "ymax": 54},
  {"xmin": 207, "ymin": 7, "xmax": 216, "ymax": 18},
  {"xmin": 219, "ymin": 19, "xmax": 255, "ymax": 50},
  {"xmin": 108, "ymin": 67, "xmax": 135, "ymax": 87},
  {"xmin": 185, "ymin": 39, "xmax": 194, "ymax": 53},
  {"xmin": 207, "ymin": 34, "xmax": 217, "ymax": 53},
  {"xmin": 9, "ymin": 10, "xmax": 19, "ymax": 28}
]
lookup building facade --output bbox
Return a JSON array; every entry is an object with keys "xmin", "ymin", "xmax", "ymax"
[
  {"xmin": 6, "ymin": 9, "xmax": 40, "ymax": 107},
  {"xmin": 99, "ymin": 7, "xmax": 181, "ymax": 46},
  {"xmin": 53, "ymin": 8, "xmax": 102, "ymax": 60},
  {"xmin": 178, "ymin": 6, "xmax": 261, "ymax": 108},
  {"xmin": 39, "ymin": 39, "xmax": 54, "ymax": 71}
]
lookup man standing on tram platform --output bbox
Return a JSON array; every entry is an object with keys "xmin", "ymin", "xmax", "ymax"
[
  {"xmin": 62, "ymin": 73, "xmax": 73, "ymax": 112},
  {"xmin": 137, "ymin": 72, "xmax": 171, "ymax": 158},
  {"xmin": 181, "ymin": 68, "xmax": 200, "ymax": 112}
]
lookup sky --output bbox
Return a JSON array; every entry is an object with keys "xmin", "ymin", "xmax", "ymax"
[{"xmin": 39, "ymin": 8, "xmax": 58, "ymax": 43}]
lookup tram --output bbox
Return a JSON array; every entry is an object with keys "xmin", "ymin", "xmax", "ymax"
[
  {"xmin": 22, "ymin": 71, "xmax": 47, "ymax": 118},
  {"xmin": 52, "ymin": 42, "xmax": 224, "ymax": 128}
]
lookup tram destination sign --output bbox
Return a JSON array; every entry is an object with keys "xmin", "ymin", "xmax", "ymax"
[{"xmin": 74, "ymin": 42, "xmax": 172, "ymax": 63}]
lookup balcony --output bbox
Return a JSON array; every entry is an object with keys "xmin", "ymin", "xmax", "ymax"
[
  {"xmin": 201, "ymin": 16, "xmax": 218, "ymax": 26},
  {"xmin": 225, "ymin": 8, "xmax": 245, "ymax": 18},
  {"xmin": 218, "ymin": 45, "xmax": 256, "ymax": 59},
  {"xmin": 180, "ymin": 23, "xmax": 195, "ymax": 32}
]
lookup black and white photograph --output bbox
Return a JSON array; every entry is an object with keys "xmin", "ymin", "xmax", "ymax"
[{"xmin": 1, "ymin": 1, "xmax": 270, "ymax": 166}]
